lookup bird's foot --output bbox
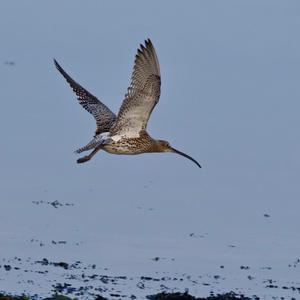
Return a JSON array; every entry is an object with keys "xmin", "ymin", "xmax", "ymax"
[{"xmin": 77, "ymin": 156, "xmax": 91, "ymax": 164}]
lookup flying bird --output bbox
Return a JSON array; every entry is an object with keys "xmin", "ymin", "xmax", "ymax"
[{"xmin": 54, "ymin": 39, "xmax": 201, "ymax": 168}]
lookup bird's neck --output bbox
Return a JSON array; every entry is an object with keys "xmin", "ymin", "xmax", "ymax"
[{"xmin": 139, "ymin": 130, "xmax": 162, "ymax": 153}]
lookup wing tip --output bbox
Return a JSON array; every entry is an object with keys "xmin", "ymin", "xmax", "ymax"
[
  {"xmin": 53, "ymin": 58, "xmax": 58, "ymax": 66},
  {"xmin": 144, "ymin": 38, "xmax": 154, "ymax": 50},
  {"xmin": 145, "ymin": 38, "xmax": 152, "ymax": 47},
  {"xmin": 53, "ymin": 58, "xmax": 63, "ymax": 72},
  {"xmin": 138, "ymin": 38, "xmax": 154, "ymax": 53}
]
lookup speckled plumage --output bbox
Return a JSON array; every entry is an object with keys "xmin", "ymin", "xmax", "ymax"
[
  {"xmin": 110, "ymin": 39, "xmax": 161, "ymax": 137},
  {"xmin": 54, "ymin": 59, "xmax": 116, "ymax": 136},
  {"xmin": 54, "ymin": 39, "xmax": 201, "ymax": 168}
]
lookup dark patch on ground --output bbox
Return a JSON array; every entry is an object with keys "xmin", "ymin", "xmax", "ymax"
[
  {"xmin": 35, "ymin": 258, "xmax": 81, "ymax": 270},
  {"xmin": 189, "ymin": 233, "xmax": 208, "ymax": 238},
  {"xmin": 32, "ymin": 200, "xmax": 74, "ymax": 208},
  {"xmin": 0, "ymin": 295, "xmax": 28, "ymax": 300},
  {"xmin": 0, "ymin": 292, "xmax": 251, "ymax": 300},
  {"xmin": 2, "ymin": 256, "xmax": 300, "ymax": 299},
  {"xmin": 4, "ymin": 61, "xmax": 15, "ymax": 66},
  {"xmin": 147, "ymin": 291, "xmax": 251, "ymax": 299},
  {"xmin": 43, "ymin": 296, "xmax": 75, "ymax": 300},
  {"xmin": 51, "ymin": 241, "xmax": 67, "ymax": 245},
  {"xmin": 288, "ymin": 258, "xmax": 300, "ymax": 268}
]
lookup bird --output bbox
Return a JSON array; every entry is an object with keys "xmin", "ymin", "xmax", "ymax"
[{"xmin": 54, "ymin": 39, "xmax": 201, "ymax": 168}]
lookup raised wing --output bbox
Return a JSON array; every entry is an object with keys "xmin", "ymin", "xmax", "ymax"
[
  {"xmin": 54, "ymin": 59, "xmax": 116, "ymax": 135},
  {"xmin": 111, "ymin": 39, "xmax": 161, "ymax": 137}
]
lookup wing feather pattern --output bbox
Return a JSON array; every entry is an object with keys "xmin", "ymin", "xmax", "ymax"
[
  {"xmin": 110, "ymin": 39, "xmax": 161, "ymax": 137},
  {"xmin": 54, "ymin": 59, "xmax": 116, "ymax": 135}
]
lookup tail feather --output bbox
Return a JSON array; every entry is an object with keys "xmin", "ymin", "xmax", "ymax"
[
  {"xmin": 75, "ymin": 143, "xmax": 94, "ymax": 154},
  {"xmin": 74, "ymin": 132, "xmax": 110, "ymax": 154}
]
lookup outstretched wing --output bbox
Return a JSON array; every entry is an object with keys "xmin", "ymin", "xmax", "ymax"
[
  {"xmin": 54, "ymin": 59, "xmax": 116, "ymax": 135},
  {"xmin": 110, "ymin": 39, "xmax": 161, "ymax": 137}
]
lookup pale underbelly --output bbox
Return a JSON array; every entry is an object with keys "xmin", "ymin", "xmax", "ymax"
[{"xmin": 102, "ymin": 143, "xmax": 146, "ymax": 155}]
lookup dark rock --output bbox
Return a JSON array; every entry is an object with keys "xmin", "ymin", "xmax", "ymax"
[
  {"xmin": 4, "ymin": 265, "xmax": 11, "ymax": 271},
  {"xmin": 146, "ymin": 292, "xmax": 251, "ymax": 300},
  {"xmin": 94, "ymin": 296, "xmax": 108, "ymax": 300},
  {"xmin": 52, "ymin": 262, "xmax": 69, "ymax": 269},
  {"xmin": 43, "ymin": 295, "xmax": 73, "ymax": 300}
]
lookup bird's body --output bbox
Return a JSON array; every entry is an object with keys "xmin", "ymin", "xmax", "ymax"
[
  {"xmin": 103, "ymin": 132, "xmax": 156, "ymax": 155},
  {"xmin": 54, "ymin": 39, "xmax": 201, "ymax": 168}
]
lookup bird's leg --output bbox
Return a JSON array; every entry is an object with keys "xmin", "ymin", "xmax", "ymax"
[{"xmin": 77, "ymin": 147, "xmax": 101, "ymax": 164}]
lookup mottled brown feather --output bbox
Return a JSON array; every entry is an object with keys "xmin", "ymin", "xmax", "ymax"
[
  {"xmin": 54, "ymin": 59, "xmax": 116, "ymax": 135},
  {"xmin": 110, "ymin": 39, "xmax": 161, "ymax": 136}
]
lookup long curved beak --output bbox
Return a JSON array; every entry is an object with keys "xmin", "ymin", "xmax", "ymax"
[{"xmin": 171, "ymin": 147, "xmax": 201, "ymax": 168}]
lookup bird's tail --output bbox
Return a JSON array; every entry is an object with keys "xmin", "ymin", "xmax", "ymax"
[
  {"xmin": 74, "ymin": 142, "xmax": 95, "ymax": 154},
  {"xmin": 74, "ymin": 133, "xmax": 110, "ymax": 154}
]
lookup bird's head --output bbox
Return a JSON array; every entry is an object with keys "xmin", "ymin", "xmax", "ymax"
[{"xmin": 156, "ymin": 140, "xmax": 201, "ymax": 168}]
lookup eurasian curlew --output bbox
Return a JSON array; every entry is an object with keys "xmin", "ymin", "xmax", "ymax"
[{"xmin": 54, "ymin": 39, "xmax": 201, "ymax": 168}]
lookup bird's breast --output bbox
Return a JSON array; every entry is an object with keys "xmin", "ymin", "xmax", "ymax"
[
  {"xmin": 103, "ymin": 136, "xmax": 152, "ymax": 155},
  {"xmin": 103, "ymin": 143, "xmax": 143, "ymax": 155}
]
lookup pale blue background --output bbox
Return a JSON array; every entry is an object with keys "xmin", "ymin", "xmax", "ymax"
[{"xmin": 0, "ymin": 1, "xmax": 300, "ymax": 298}]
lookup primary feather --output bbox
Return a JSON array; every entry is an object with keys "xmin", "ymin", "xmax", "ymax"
[
  {"xmin": 54, "ymin": 59, "xmax": 116, "ymax": 135},
  {"xmin": 110, "ymin": 39, "xmax": 161, "ymax": 137}
]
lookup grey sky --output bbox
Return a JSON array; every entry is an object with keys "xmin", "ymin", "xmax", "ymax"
[{"xmin": 0, "ymin": 2, "xmax": 300, "ymax": 297}]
